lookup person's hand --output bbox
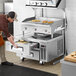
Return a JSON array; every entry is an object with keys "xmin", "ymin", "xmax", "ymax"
[{"xmin": 13, "ymin": 44, "xmax": 18, "ymax": 48}]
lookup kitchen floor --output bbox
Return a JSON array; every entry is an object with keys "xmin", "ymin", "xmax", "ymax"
[{"xmin": 5, "ymin": 51, "xmax": 62, "ymax": 76}]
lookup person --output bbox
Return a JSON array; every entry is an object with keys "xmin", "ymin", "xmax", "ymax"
[{"xmin": 0, "ymin": 11, "xmax": 18, "ymax": 66}]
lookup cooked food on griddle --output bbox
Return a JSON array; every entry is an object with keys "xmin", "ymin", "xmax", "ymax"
[
  {"xmin": 42, "ymin": 20, "xmax": 48, "ymax": 23},
  {"xmin": 17, "ymin": 40, "xmax": 28, "ymax": 43},
  {"xmin": 48, "ymin": 21, "xmax": 54, "ymax": 24},
  {"xmin": 32, "ymin": 20, "xmax": 40, "ymax": 22}
]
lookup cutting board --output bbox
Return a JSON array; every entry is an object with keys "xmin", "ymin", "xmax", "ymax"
[{"xmin": 64, "ymin": 51, "xmax": 76, "ymax": 63}]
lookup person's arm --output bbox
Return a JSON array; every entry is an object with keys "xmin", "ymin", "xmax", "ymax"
[
  {"xmin": 10, "ymin": 34, "xmax": 14, "ymax": 40},
  {"xmin": 2, "ymin": 23, "xmax": 18, "ymax": 48},
  {"xmin": 7, "ymin": 36, "xmax": 18, "ymax": 48}
]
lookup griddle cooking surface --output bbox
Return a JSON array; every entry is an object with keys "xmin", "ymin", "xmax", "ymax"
[{"xmin": 27, "ymin": 21, "xmax": 53, "ymax": 25}]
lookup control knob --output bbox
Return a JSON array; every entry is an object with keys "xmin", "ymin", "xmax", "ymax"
[
  {"xmin": 40, "ymin": 2, "xmax": 43, "ymax": 6},
  {"xmin": 45, "ymin": 2, "xmax": 47, "ymax": 6},
  {"xmin": 35, "ymin": 2, "xmax": 38, "ymax": 5},
  {"xmin": 43, "ymin": 2, "xmax": 47, "ymax": 6}
]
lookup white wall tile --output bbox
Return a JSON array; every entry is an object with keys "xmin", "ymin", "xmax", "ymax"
[{"xmin": 66, "ymin": 0, "xmax": 76, "ymax": 54}]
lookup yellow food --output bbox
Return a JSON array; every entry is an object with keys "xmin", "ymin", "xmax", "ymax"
[
  {"xmin": 73, "ymin": 55, "xmax": 76, "ymax": 58},
  {"xmin": 71, "ymin": 53, "xmax": 76, "ymax": 58},
  {"xmin": 17, "ymin": 40, "xmax": 28, "ymax": 43},
  {"xmin": 17, "ymin": 42, "xmax": 27, "ymax": 43},
  {"xmin": 42, "ymin": 21, "xmax": 48, "ymax": 23},
  {"xmin": 48, "ymin": 21, "xmax": 54, "ymax": 24},
  {"xmin": 19, "ymin": 40, "xmax": 24, "ymax": 42},
  {"xmin": 42, "ymin": 21, "xmax": 54, "ymax": 24},
  {"xmin": 32, "ymin": 20, "xmax": 40, "ymax": 22},
  {"xmin": 71, "ymin": 54, "xmax": 74, "ymax": 56}
]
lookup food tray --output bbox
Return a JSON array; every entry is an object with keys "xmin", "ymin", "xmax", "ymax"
[{"xmin": 64, "ymin": 51, "xmax": 76, "ymax": 63}]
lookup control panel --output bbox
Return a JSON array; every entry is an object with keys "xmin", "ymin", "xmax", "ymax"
[{"xmin": 28, "ymin": 0, "xmax": 60, "ymax": 7}]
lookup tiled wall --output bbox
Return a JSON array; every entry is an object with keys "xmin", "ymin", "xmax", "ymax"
[{"xmin": 65, "ymin": 0, "xmax": 76, "ymax": 54}]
